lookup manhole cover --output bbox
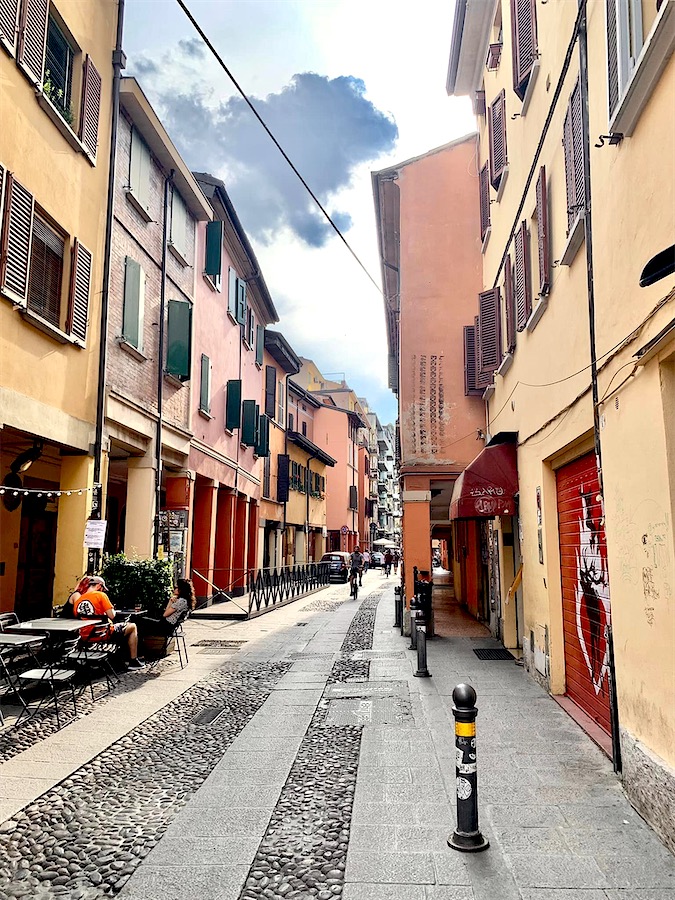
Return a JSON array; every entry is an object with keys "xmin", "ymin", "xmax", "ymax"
[
  {"xmin": 192, "ymin": 707, "xmax": 226, "ymax": 725},
  {"xmin": 324, "ymin": 697, "xmax": 413, "ymax": 726},
  {"xmin": 194, "ymin": 640, "xmax": 247, "ymax": 648},
  {"xmin": 473, "ymin": 648, "xmax": 515, "ymax": 661}
]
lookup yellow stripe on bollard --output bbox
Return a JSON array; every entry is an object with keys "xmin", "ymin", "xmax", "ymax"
[{"xmin": 455, "ymin": 722, "xmax": 476, "ymax": 737}]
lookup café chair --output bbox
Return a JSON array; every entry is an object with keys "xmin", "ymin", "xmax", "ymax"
[
  {"xmin": 147, "ymin": 610, "xmax": 190, "ymax": 672},
  {"xmin": 65, "ymin": 624, "xmax": 120, "ymax": 699},
  {"xmin": 0, "ymin": 613, "xmax": 20, "ymax": 632},
  {"xmin": 15, "ymin": 646, "xmax": 78, "ymax": 730}
]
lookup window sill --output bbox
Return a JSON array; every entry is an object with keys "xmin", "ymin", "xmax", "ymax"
[
  {"xmin": 198, "ymin": 408, "xmax": 213, "ymax": 420},
  {"xmin": 495, "ymin": 165, "xmax": 509, "ymax": 201},
  {"xmin": 481, "ymin": 225, "xmax": 492, "ymax": 254},
  {"xmin": 168, "ymin": 242, "xmax": 190, "ymax": 268},
  {"xmin": 225, "ymin": 428, "xmax": 234, "ymax": 436},
  {"xmin": 560, "ymin": 213, "xmax": 585, "ymax": 266},
  {"xmin": 482, "ymin": 383, "xmax": 495, "ymax": 401},
  {"xmin": 526, "ymin": 296, "xmax": 549, "ymax": 332},
  {"xmin": 202, "ymin": 273, "xmax": 221, "ymax": 293},
  {"xmin": 36, "ymin": 92, "xmax": 86, "ymax": 158},
  {"xmin": 609, "ymin": 0, "xmax": 675, "ymax": 137},
  {"xmin": 496, "ymin": 352, "xmax": 514, "ymax": 377},
  {"xmin": 0, "ymin": 34, "xmax": 15, "ymax": 57},
  {"xmin": 118, "ymin": 338, "xmax": 147, "ymax": 362},
  {"xmin": 243, "ymin": 340, "xmax": 253, "ymax": 351},
  {"xmin": 520, "ymin": 59, "xmax": 540, "ymax": 116},
  {"xmin": 164, "ymin": 372, "xmax": 187, "ymax": 388},
  {"xmin": 20, "ymin": 308, "xmax": 82, "ymax": 346},
  {"xmin": 125, "ymin": 190, "xmax": 153, "ymax": 223}
]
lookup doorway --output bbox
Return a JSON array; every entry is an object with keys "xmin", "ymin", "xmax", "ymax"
[{"xmin": 15, "ymin": 494, "xmax": 58, "ymax": 619}]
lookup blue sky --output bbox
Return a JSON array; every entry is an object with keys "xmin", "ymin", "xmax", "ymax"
[{"xmin": 123, "ymin": 0, "xmax": 475, "ymax": 425}]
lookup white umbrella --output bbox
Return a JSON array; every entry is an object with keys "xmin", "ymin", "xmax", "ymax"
[{"xmin": 373, "ymin": 538, "xmax": 397, "ymax": 548}]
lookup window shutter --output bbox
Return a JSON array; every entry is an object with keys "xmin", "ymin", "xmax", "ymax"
[
  {"xmin": 17, "ymin": 0, "xmax": 48, "ymax": 85},
  {"xmin": 0, "ymin": 0, "xmax": 20, "ymax": 52},
  {"xmin": 0, "ymin": 164, "xmax": 4, "ymax": 244},
  {"xmin": 122, "ymin": 256, "xmax": 143, "ymax": 349},
  {"xmin": 479, "ymin": 162, "xmax": 491, "ymax": 241},
  {"xmin": 255, "ymin": 323, "xmax": 264, "ymax": 366},
  {"xmin": 474, "ymin": 314, "xmax": 490, "ymax": 389},
  {"xmin": 606, "ymin": 0, "xmax": 620, "ymax": 117},
  {"xmin": 488, "ymin": 90, "xmax": 507, "ymax": 190},
  {"xmin": 277, "ymin": 454, "xmax": 290, "ymax": 502},
  {"xmin": 478, "ymin": 288, "xmax": 502, "ymax": 380},
  {"xmin": 236, "ymin": 278, "xmax": 247, "ymax": 325},
  {"xmin": 227, "ymin": 266, "xmax": 237, "ymax": 317},
  {"xmin": 129, "ymin": 129, "xmax": 152, "ymax": 213},
  {"xmin": 463, "ymin": 325, "xmax": 481, "ymax": 396},
  {"xmin": 170, "ymin": 189, "xmax": 188, "ymax": 259},
  {"xmin": 79, "ymin": 55, "xmax": 102, "ymax": 160},
  {"xmin": 204, "ymin": 220, "xmax": 222, "ymax": 277},
  {"xmin": 504, "ymin": 256, "xmax": 516, "ymax": 352},
  {"xmin": 225, "ymin": 379, "xmax": 242, "ymax": 431},
  {"xmin": 562, "ymin": 103, "xmax": 576, "ymax": 232},
  {"xmin": 256, "ymin": 414, "xmax": 270, "ymax": 458},
  {"xmin": 166, "ymin": 299, "xmax": 192, "ymax": 381},
  {"xmin": 349, "ymin": 484, "xmax": 358, "ymax": 510},
  {"xmin": 571, "ymin": 80, "xmax": 585, "ymax": 223},
  {"xmin": 247, "ymin": 308, "xmax": 255, "ymax": 347},
  {"xmin": 511, "ymin": 0, "xmax": 538, "ymax": 100},
  {"xmin": 200, "ymin": 354, "xmax": 211, "ymax": 413},
  {"xmin": 0, "ymin": 175, "xmax": 34, "ymax": 305},
  {"xmin": 514, "ymin": 221, "xmax": 532, "ymax": 331},
  {"xmin": 265, "ymin": 365, "xmax": 277, "ymax": 418},
  {"xmin": 241, "ymin": 400, "xmax": 259, "ymax": 446},
  {"xmin": 536, "ymin": 166, "xmax": 550, "ymax": 296},
  {"xmin": 63, "ymin": 238, "xmax": 91, "ymax": 342}
]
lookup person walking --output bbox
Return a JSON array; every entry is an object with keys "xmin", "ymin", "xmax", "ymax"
[
  {"xmin": 393, "ymin": 550, "xmax": 400, "ymax": 574},
  {"xmin": 363, "ymin": 550, "xmax": 370, "ymax": 575}
]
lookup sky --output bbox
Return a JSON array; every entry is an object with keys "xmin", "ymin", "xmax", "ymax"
[{"xmin": 123, "ymin": 0, "xmax": 476, "ymax": 425}]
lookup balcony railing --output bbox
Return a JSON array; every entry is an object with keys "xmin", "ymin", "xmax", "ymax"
[{"xmin": 247, "ymin": 562, "xmax": 330, "ymax": 616}]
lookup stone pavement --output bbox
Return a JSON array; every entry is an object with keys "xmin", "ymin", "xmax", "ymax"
[{"xmin": 0, "ymin": 574, "xmax": 673, "ymax": 899}]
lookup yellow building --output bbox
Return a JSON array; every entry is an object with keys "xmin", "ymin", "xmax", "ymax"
[
  {"xmin": 0, "ymin": 0, "xmax": 118, "ymax": 616},
  {"xmin": 448, "ymin": 0, "xmax": 675, "ymax": 848}
]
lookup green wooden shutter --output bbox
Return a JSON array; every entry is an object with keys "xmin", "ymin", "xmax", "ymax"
[
  {"xmin": 200, "ymin": 354, "xmax": 211, "ymax": 413},
  {"xmin": 256, "ymin": 414, "xmax": 270, "ymax": 457},
  {"xmin": 241, "ymin": 400, "xmax": 259, "ymax": 446},
  {"xmin": 204, "ymin": 221, "xmax": 222, "ymax": 277},
  {"xmin": 166, "ymin": 299, "xmax": 192, "ymax": 381},
  {"xmin": 122, "ymin": 256, "xmax": 143, "ymax": 349},
  {"xmin": 264, "ymin": 365, "xmax": 277, "ymax": 418},
  {"xmin": 225, "ymin": 379, "xmax": 241, "ymax": 431},
  {"xmin": 255, "ymin": 323, "xmax": 264, "ymax": 365},
  {"xmin": 236, "ymin": 278, "xmax": 247, "ymax": 325},
  {"xmin": 227, "ymin": 267, "xmax": 237, "ymax": 318},
  {"xmin": 129, "ymin": 129, "xmax": 151, "ymax": 214}
]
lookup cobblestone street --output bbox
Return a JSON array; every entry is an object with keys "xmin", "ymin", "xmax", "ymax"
[{"xmin": 1, "ymin": 574, "xmax": 673, "ymax": 900}]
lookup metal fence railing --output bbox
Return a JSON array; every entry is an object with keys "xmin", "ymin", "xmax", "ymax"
[{"xmin": 247, "ymin": 562, "xmax": 330, "ymax": 617}]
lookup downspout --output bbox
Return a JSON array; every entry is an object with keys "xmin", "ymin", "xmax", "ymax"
[
  {"xmin": 152, "ymin": 169, "xmax": 174, "ymax": 558},
  {"xmin": 281, "ymin": 371, "xmax": 290, "ymax": 564},
  {"xmin": 577, "ymin": 0, "xmax": 621, "ymax": 774},
  {"xmin": 305, "ymin": 450, "xmax": 317, "ymax": 563},
  {"xmin": 91, "ymin": 0, "xmax": 125, "ymax": 567}
]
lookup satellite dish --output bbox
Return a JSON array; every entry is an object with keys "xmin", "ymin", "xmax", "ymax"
[{"xmin": 2, "ymin": 472, "xmax": 23, "ymax": 512}]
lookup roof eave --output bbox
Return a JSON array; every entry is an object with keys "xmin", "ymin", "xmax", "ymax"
[{"xmin": 446, "ymin": 0, "xmax": 498, "ymax": 97}]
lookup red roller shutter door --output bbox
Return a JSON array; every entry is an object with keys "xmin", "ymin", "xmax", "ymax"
[{"xmin": 556, "ymin": 453, "xmax": 611, "ymax": 734}]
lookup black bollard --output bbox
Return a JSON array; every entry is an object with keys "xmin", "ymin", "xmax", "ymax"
[
  {"xmin": 413, "ymin": 622, "xmax": 431, "ymax": 677},
  {"xmin": 448, "ymin": 683, "xmax": 489, "ymax": 853},
  {"xmin": 408, "ymin": 608, "xmax": 418, "ymax": 650},
  {"xmin": 394, "ymin": 585, "xmax": 402, "ymax": 629}
]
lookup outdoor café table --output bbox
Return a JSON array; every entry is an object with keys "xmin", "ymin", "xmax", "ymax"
[
  {"xmin": 0, "ymin": 633, "xmax": 45, "ymax": 721},
  {"xmin": 6, "ymin": 618, "xmax": 102, "ymax": 657}
]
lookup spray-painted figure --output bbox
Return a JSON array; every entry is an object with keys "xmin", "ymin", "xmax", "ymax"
[{"xmin": 575, "ymin": 488, "xmax": 610, "ymax": 695}]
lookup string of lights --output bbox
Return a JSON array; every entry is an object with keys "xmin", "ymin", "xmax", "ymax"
[{"xmin": 0, "ymin": 484, "xmax": 102, "ymax": 499}]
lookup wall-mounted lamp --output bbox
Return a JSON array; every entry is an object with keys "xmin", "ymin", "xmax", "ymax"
[{"xmin": 10, "ymin": 441, "xmax": 43, "ymax": 474}]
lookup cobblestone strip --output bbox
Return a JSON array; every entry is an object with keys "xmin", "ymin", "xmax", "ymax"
[
  {"xmin": 238, "ymin": 591, "xmax": 382, "ymax": 900},
  {"xmin": 0, "ymin": 661, "xmax": 290, "ymax": 900}
]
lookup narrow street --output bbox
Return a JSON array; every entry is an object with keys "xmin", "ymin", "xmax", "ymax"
[{"xmin": 1, "ymin": 574, "xmax": 672, "ymax": 900}]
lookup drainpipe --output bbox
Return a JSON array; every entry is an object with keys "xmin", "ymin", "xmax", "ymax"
[
  {"xmin": 152, "ymin": 169, "xmax": 173, "ymax": 558},
  {"xmin": 281, "ymin": 371, "xmax": 291, "ymax": 565},
  {"xmin": 578, "ymin": 0, "xmax": 621, "ymax": 774},
  {"xmin": 305, "ymin": 450, "xmax": 317, "ymax": 562},
  {"xmin": 91, "ymin": 0, "xmax": 125, "ymax": 569}
]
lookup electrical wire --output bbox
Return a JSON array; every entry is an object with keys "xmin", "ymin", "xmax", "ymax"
[{"xmin": 175, "ymin": 0, "xmax": 383, "ymax": 295}]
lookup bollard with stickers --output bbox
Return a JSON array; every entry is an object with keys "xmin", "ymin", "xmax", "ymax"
[
  {"xmin": 447, "ymin": 683, "xmax": 489, "ymax": 852},
  {"xmin": 393, "ymin": 585, "xmax": 403, "ymax": 629}
]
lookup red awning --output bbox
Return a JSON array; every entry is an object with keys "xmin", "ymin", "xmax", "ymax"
[{"xmin": 450, "ymin": 441, "xmax": 518, "ymax": 520}]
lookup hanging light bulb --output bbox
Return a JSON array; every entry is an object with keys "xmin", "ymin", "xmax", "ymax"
[
  {"xmin": 66, "ymin": 491, "xmax": 72, "ymax": 496},
  {"xmin": 0, "ymin": 488, "xmax": 5, "ymax": 495},
  {"xmin": 13, "ymin": 491, "xmax": 19, "ymax": 496},
  {"xmin": 78, "ymin": 490, "xmax": 83, "ymax": 495}
]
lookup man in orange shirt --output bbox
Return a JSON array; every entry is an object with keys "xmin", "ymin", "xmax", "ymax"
[{"xmin": 74, "ymin": 577, "xmax": 144, "ymax": 669}]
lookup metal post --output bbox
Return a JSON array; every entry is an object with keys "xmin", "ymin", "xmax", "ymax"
[
  {"xmin": 448, "ymin": 683, "xmax": 489, "ymax": 853},
  {"xmin": 414, "ymin": 622, "xmax": 430, "ymax": 678},
  {"xmin": 409, "ymin": 608, "xmax": 418, "ymax": 650},
  {"xmin": 394, "ymin": 585, "xmax": 402, "ymax": 628}
]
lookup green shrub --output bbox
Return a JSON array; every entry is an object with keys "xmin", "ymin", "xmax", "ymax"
[{"xmin": 100, "ymin": 554, "xmax": 173, "ymax": 616}]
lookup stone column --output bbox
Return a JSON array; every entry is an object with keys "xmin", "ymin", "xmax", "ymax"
[
  {"xmin": 125, "ymin": 453, "xmax": 156, "ymax": 559},
  {"xmin": 191, "ymin": 479, "xmax": 219, "ymax": 601}
]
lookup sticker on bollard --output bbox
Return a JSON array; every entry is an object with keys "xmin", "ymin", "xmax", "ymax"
[{"xmin": 448, "ymin": 683, "xmax": 489, "ymax": 853}]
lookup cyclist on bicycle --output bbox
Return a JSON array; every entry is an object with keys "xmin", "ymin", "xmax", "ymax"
[
  {"xmin": 384, "ymin": 549, "xmax": 393, "ymax": 577},
  {"xmin": 349, "ymin": 546, "xmax": 365, "ymax": 594}
]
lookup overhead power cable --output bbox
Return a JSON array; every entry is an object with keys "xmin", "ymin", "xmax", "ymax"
[{"xmin": 175, "ymin": 0, "xmax": 383, "ymax": 294}]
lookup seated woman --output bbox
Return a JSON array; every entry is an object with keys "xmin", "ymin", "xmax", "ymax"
[
  {"xmin": 74, "ymin": 577, "xmax": 145, "ymax": 669},
  {"xmin": 60, "ymin": 575, "xmax": 92, "ymax": 618},
  {"xmin": 137, "ymin": 579, "xmax": 196, "ymax": 638}
]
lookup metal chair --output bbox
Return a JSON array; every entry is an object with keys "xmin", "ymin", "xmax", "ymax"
[
  {"xmin": 14, "ymin": 643, "xmax": 78, "ymax": 730},
  {"xmin": 147, "ymin": 611, "xmax": 190, "ymax": 671},
  {"xmin": 0, "ymin": 613, "xmax": 19, "ymax": 632},
  {"xmin": 65, "ymin": 624, "xmax": 121, "ymax": 699}
]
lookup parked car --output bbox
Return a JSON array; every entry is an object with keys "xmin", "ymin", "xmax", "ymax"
[
  {"xmin": 321, "ymin": 552, "xmax": 351, "ymax": 582},
  {"xmin": 370, "ymin": 552, "xmax": 385, "ymax": 568}
]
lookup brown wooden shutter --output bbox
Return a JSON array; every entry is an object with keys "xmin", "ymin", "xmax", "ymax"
[
  {"xmin": 0, "ymin": 174, "xmax": 34, "ymax": 304},
  {"xmin": 463, "ymin": 325, "xmax": 481, "ymax": 396},
  {"xmin": 478, "ymin": 288, "xmax": 502, "ymax": 382},
  {"xmin": 504, "ymin": 256, "xmax": 516, "ymax": 353},
  {"xmin": 511, "ymin": 0, "xmax": 538, "ymax": 100},
  {"xmin": 562, "ymin": 103, "xmax": 576, "ymax": 232},
  {"xmin": 66, "ymin": 238, "xmax": 92, "ymax": 342},
  {"xmin": 0, "ymin": 163, "xmax": 5, "ymax": 243},
  {"xmin": 79, "ymin": 55, "xmax": 102, "ymax": 161},
  {"xmin": 479, "ymin": 162, "xmax": 491, "ymax": 241},
  {"xmin": 475, "ymin": 314, "xmax": 490, "ymax": 389},
  {"xmin": 488, "ymin": 90, "xmax": 507, "ymax": 190},
  {"xmin": 536, "ymin": 166, "xmax": 550, "ymax": 295},
  {"xmin": 17, "ymin": 0, "xmax": 48, "ymax": 85},
  {"xmin": 606, "ymin": 0, "xmax": 620, "ymax": 117},
  {"xmin": 571, "ymin": 80, "xmax": 585, "ymax": 221},
  {"xmin": 0, "ymin": 0, "xmax": 20, "ymax": 52},
  {"xmin": 265, "ymin": 365, "xmax": 277, "ymax": 419},
  {"xmin": 514, "ymin": 221, "xmax": 531, "ymax": 331}
]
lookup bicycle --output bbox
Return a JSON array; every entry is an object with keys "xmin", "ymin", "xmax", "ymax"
[{"xmin": 349, "ymin": 568, "xmax": 360, "ymax": 600}]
